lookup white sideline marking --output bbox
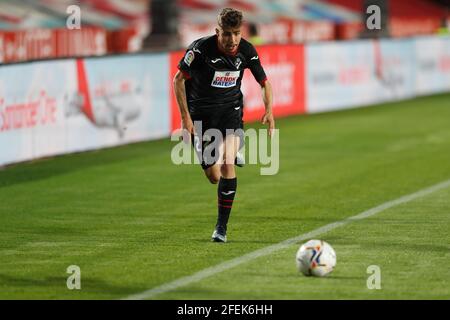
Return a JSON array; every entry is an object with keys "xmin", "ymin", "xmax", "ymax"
[{"xmin": 123, "ymin": 179, "xmax": 450, "ymax": 300}]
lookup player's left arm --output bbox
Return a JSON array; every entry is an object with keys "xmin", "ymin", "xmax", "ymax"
[
  {"xmin": 261, "ymin": 80, "xmax": 275, "ymax": 137},
  {"xmin": 247, "ymin": 42, "xmax": 275, "ymax": 137}
]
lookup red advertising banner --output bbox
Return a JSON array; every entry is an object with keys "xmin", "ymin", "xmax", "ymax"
[
  {"xmin": 169, "ymin": 44, "xmax": 306, "ymax": 132},
  {"xmin": 241, "ymin": 44, "xmax": 305, "ymax": 122},
  {"xmin": 55, "ymin": 28, "xmax": 107, "ymax": 57},
  {"xmin": 390, "ymin": 18, "xmax": 441, "ymax": 38},
  {"xmin": 0, "ymin": 32, "xmax": 4, "ymax": 64},
  {"xmin": 337, "ymin": 18, "xmax": 441, "ymax": 40},
  {"xmin": 0, "ymin": 27, "xmax": 107, "ymax": 64},
  {"xmin": 107, "ymin": 26, "xmax": 144, "ymax": 53},
  {"xmin": 0, "ymin": 29, "xmax": 56, "ymax": 63},
  {"xmin": 336, "ymin": 22, "xmax": 364, "ymax": 40},
  {"xmin": 259, "ymin": 20, "xmax": 335, "ymax": 44}
]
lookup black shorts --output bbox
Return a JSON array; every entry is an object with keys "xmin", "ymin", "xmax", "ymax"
[{"xmin": 190, "ymin": 106, "xmax": 244, "ymax": 170}]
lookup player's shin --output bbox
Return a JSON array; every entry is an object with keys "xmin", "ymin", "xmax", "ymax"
[{"xmin": 217, "ymin": 176, "xmax": 237, "ymax": 230}]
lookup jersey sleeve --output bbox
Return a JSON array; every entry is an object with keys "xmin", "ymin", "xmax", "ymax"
[
  {"xmin": 178, "ymin": 41, "xmax": 202, "ymax": 80},
  {"xmin": 247, "ymin": 44, "xmax": 267, "ymax": 86}
]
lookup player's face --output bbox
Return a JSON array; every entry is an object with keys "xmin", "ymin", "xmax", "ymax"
[{"xmin": 216, "ymin": 26, "xmax": 241, "ymax": 54}]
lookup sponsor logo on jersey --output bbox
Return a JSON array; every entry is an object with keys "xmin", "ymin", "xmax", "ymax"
[
  {"xmin": 211, "ymin": 71, "xmax": 240, "ymax": 88},
  {"xmin": 184, "ymin": 50, "xmax": 195, "ymax": 66}
]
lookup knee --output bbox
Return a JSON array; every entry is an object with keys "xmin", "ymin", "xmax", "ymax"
[
  {"xmin": 221, "ymin": 164, "xmax": 235, "ymax": 178},
  {"xmin": 206, "ymin": 172, "xmax": 220, "ymax": 184}
]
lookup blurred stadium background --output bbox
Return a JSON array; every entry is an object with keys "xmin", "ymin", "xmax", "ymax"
[
  {"xmin": 0, "ymin": 0, "xmax": 449, "ymax": 62},
  {"xmin": 0, "ymin": 0, "xmax": 449, "ymax": 300}
]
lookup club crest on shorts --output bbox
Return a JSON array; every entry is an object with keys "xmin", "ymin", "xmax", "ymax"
[{"xmin": 211, "ymin": 70, "xmax": 240, "ymax": 88}]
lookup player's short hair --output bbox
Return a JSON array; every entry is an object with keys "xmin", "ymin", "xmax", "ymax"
[{"xmin": 217, "ymin": 8, "xmax": 243, "ymax": 29}]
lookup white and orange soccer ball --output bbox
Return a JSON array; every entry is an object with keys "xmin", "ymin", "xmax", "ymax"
[{"xmin": 295, "ymin": 240, "xmax": 336, "ymax": 277}]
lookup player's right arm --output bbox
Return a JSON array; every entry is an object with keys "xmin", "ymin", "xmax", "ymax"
[
  {"xmin": 174, "ymin": 41, "xmax": 203, "ymax": 139},
  {"xmin": 173, "ymin": 70, "xmax": 194, "ymax": 137}
]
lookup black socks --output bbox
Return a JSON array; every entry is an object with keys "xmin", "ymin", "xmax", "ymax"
[{"xmin": 217, "ymin": 177, "xmax": 237, "ymax": 229}]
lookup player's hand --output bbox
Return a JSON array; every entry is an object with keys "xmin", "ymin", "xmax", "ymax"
[
  {"xmin": 181, "ymin": 117, "xmax": 195, "ymax": 143},
  {"xmin": 261, "ymin": 112, "xmax": 275, "ymax": 137}
]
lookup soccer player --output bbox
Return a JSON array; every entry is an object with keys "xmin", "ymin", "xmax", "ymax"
[{"xmin": 173, "ymin": 8, "xmax": 274, "ymax": 242}]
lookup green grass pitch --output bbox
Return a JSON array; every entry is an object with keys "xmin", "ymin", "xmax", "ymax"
[{"xmin": 0, "ymin": 93, "xmax": 449, "ymax": 299}]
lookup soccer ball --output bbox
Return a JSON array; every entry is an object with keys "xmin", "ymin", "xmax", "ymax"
[{"xmin": 295, "ymin": 240, "xmax": 336, "ymax": 277}]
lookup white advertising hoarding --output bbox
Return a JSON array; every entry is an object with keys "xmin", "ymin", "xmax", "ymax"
[
  {"xmin": 0, "ymin": 60, "xmax": 74, "ymax": 166},
  {"xmin": 306, "ymin": 39, "xmax": 416, "ymax": 113},
  {"xmin": 0, "ymin": 53, "xmax": 170, "ymax": 167},
  {"xmin": 65, "ymin": 54, "xmax": 170, "ymax": 154},
  {"xmin": 415, "ymin": 36, "xmax": 450, "ymax": 95},
  {"xmin": 306, "ymin": 40, "xmax": 378, "ymax": 113}
]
